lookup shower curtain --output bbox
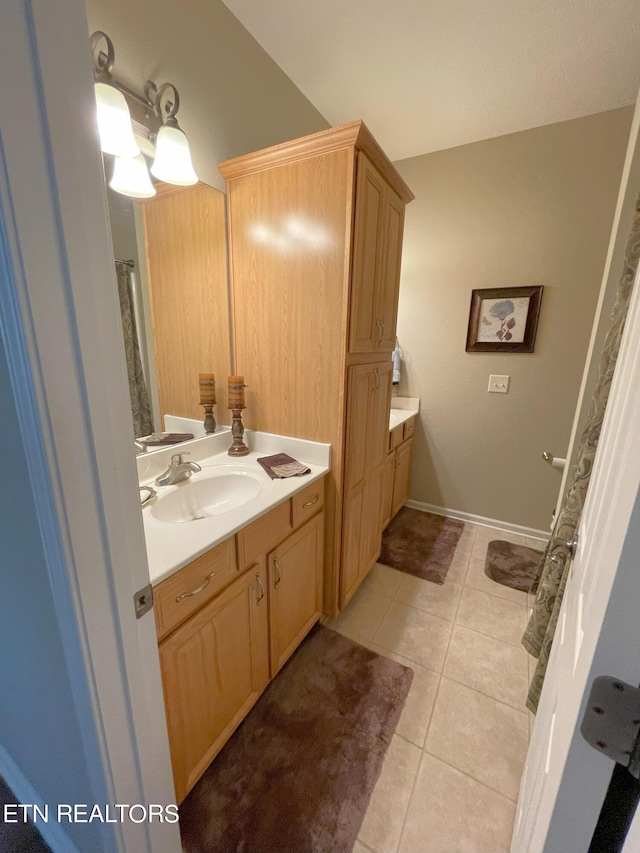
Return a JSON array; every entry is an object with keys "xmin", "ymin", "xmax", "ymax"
[
  {"xmin": 522, "ymin": 191, "xmax": 640, "ymax": 714},
  {"xmin": 116, "ymin": 262, "xmax": 153, "ymax": 438}
]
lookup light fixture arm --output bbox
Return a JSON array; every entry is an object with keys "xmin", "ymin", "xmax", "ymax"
[
  {"xmin": 90, "ymin": 30, "xmax": 115, "ymax": 82},
  {"xmin": 146, "ymin": 81, "xmax": 183, "ymax": 129}
]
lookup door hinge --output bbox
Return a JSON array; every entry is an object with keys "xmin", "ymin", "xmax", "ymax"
[
  {"xmin": 581, "ymin": 676, "xmax": 640, "ymax": 778},
  {"xmin": 134, "ymin": 583, "xmax": 154, "ymax": 619}
]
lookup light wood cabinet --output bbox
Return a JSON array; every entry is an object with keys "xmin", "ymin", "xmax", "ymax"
[
  {"xmin": 220, "ymin": 121, "xmax": 413, "ymax": 616},
  {"xmin": 350, "ymin": 152, "xmax": 406, "ymax": 354},
  {"xmin": 341, "ymin": 361, "xmax": 392, "ymax": 605},
  {"xmin": 268, "ymin": 513, "xmax": 324, "ymax": 675},
  {"xmin": 159, "ymin": 565, "xmax": 269, "ymax": 803},
  {"xmin": 156, "ymin": 482, "xmax": 326, "ymax": 801},
  {"xmin": 391, "ymin": 437, "xmax": 414, "ymax": 519}
]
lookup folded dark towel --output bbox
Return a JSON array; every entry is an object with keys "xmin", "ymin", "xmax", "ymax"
[
  {"xmin": 141, "ymin": 432, "xmax": 195, "ymax": 446},
  {"xmin": 257, "ymin": 453, "xmax": 311, "ymax": 480}
]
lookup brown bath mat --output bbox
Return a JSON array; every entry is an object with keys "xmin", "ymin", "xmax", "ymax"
[
  {"xmin": 379, "ymin": 507, "xmax": 464, "ymax": 584},
  {"xmin": 179, "ymin": 624, "xmax": 413, "ymax": 853},
  {"xmin": 485, "ymin": 540, "xmax": 543, "ymax": 593}
]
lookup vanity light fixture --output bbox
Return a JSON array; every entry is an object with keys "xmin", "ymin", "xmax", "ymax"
[
  {"xmin": 109, "ymin": 153, "xmax": 156, "ymax": 199},
  {"xmin": 90, "ymin": 31, "xmax": 198, "ymax": 197}
]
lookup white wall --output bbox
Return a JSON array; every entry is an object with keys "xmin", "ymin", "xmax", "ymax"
[
  {"xmin": 0, "ymin": 338, "xmax": 102, "ymax": 852},
  {"xmin": 395, "ymin": 108, "xmax": 633, "ymax": 530}
]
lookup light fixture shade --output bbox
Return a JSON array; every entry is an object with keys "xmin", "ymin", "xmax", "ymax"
[
  {"xmin": 109, "ymin": 154, "xmax": 156, "ymax": 199},
  {"xmin": 150, "ymin": 124, "xmax": 198, "ymax": 185},
  {"xmin": 94, "ymin": 82, "xmax": 140, "ymax": 158}
]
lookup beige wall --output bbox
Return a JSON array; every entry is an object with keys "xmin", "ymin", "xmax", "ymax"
[
  {"xmin": 84, "ymin": 0, "xmax": 329, "ymax": 191},
  {"xmin": 394, "ymin": 108, "xmax": 633, "ymax": 531}
]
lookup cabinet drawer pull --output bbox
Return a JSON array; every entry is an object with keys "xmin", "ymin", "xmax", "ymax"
[
  {"xmin": 375, "ymin": 319, "xmax": 382, "ymax": 347},
  {"xmin": 302, "ymin": 495, "xmax": 319, "ymax": 508},
  {"xmin": 256, "ymin": 572, "xmax": 265, "ymax": 605},
  {"xmin": 379, "ymin": 320, "xmax": 385, "ymax": 343},
  {"xmin": 273, "ymin": 557, "xmax": 282, "ymax": 588},
  {"xmin": 175, "ymin": 571, "xmax": 215, "ymax": 602}
]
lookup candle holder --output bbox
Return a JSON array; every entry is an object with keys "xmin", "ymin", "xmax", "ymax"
[
  {"xmin": 202, "ymin": 403, "xmax": 216, "ymax": 434},
  {"xmin": 228, "ymin": 376, "xmax": 249, "ymax": 457},
  {"xmin": 198, "ymin": 373, "xmax": 217, "ymax": 435}
]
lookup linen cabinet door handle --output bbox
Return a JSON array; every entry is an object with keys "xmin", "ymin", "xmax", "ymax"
[
  {"xmin": 379, "ymin": 320, "xmax": 385, "ymax": 343},
  {"xmin": 273, "ymin": 557, "xmax": 282, "ymax": 588},
  {"xmin": 256, "ymin": 572, "xmax": 265, "ymax": 605},
  {"xmin": 175, "ymin": 571, "xmax": 215, "ymax": 602},
  {"xmin": 374, "ymin": 319, "xmax": 382, "ymax": 347},
  {"xmin": 302, "ymin": 495, "xmax": 319, "ymax": 508}
]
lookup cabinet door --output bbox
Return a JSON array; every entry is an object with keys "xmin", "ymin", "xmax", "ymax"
[
  {"xmin": 341, "ymin": 480, "xmax": 366, "ymax": 606},
  {"xmin": 376, "ymin": 190, "xmax": 405, "ymax": 351},
  {"xmin": 268, "ymin": 513, "xmax": 324, "ymax": 675},
  {"xmin": 381, "ymin": 451, "xmax": 396, "ymax": 531},
  {"xmin": 344, "ymin": 363, "xmax": 374, "ymax": 490},
  {"xmin": 362, "ymin": 462, "xmax": 384, "ymax": 571},
  {"xmin": 350, "ymin": 153, "xmax": 387, "ymax": 353},
  {"xmin": 366, "ymin": 362, "xmax": 393, "ymax": 470},
  {"xmin": 158, "ymin": 566, "xmax": 269, "ymax": 802},
  {"xmin": 392, "ymin": 438, "xmax": 414, "ymax": 518}
]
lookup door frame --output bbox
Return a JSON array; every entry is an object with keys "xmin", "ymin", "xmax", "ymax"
[{"xmin": 0, "ymin": 2, "xmax": 179, "ymax": 851}]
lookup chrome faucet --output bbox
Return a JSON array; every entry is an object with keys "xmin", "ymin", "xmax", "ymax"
[
  {"xmin": 134, "ymin": 439, "xmax": 146, "ymax": 454},
  {"xmin": 155, "ymin": 452, "xmax": 201, "ymax": 486}
]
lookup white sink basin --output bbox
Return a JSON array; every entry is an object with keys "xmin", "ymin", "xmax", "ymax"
[{"xmin": 150, "ymin": 467, "xmax": 266, "ymax": 524}]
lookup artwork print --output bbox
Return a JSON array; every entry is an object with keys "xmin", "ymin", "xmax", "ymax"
[
  {"xmin": 477, "ymin": 296, "xmax": 530, "ymax": 343},
  {"xmin": 466, "ymin": 286, "xmax": 543, "ymax": 353}
]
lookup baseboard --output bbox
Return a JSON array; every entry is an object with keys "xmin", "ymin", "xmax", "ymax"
[
  {"xmin": 0, "ymin": 743, "xmax": 79, "ymax": 853},
  {"xmin": 405, "ymin": 499, "xmax": 550, "ymax": 540}
]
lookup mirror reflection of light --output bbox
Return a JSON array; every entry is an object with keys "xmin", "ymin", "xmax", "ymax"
[{"xmin": 249, "ymin": 216, "xmax": 332, "ymax": 252}]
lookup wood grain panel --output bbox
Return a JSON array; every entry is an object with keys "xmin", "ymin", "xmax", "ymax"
[
  {"xmin": 140, "ymin": 183, "xmax": 231, "ymax": 425},
  {"xmin": 235, "ymin": 500, "xmax": 292, "ymax": 570}
]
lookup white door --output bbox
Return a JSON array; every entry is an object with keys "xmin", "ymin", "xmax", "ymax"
[{"xmin": 512, "ymin": 256, "xmax": 640, "ymax": 851}]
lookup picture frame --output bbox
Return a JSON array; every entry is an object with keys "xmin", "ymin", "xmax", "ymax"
[{"xmin": 466, "ymin": 285, "xmax": 543, "ymax": 353}]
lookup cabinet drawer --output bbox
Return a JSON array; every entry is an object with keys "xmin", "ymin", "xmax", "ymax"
[
  {"xmin": 403, "ymin": 417, "xmax": 415, "ymax": 440},
  {"xmin": 389, "ymin": 424, "xmax": 403, "ymax": 451},
  {"xmin": 291, "ymin": 480, "xmax": 325, "ymax": 529},
  {"xmin": 155, "ymin": 538, "xmax": 236, "ymax": 641},
  {"xmin": 236, "ymin": 501, "xmax": 292, "ymax": 570}
]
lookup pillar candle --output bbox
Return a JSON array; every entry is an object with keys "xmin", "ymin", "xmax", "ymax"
[
  {"xmin": 228, "ymin": 375, "xmax": 246, "ymax": 408},
  {"xmin": 199, "ymin": 373, "xmax": 216, "ymax": 405}
]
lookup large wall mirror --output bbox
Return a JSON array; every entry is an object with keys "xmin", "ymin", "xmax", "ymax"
[{"xmin": 105, "ymin": 174, "xmax": 232, "ymax": 449}]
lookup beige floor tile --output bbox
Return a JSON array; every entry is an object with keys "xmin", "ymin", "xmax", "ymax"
[
  {"xmin": 353, "ymin": 842, "xmax": 374, "ymax": 853},
  {"xmin": 399, "ymin": 754, "xmax": 516, "ymax": 853},
  {"xmin": 395, "ymin": 575, "xmax": 463, "ymax": 622},
  {"xmin": 464, "ymin": 556, "xmax": 528, "ymax": 604},
  {"xmin": 526, "ymin": 536, "xmax": 547, "ymax": 551},
  {"xmin": 326, "ymin": 586, "xmax": 391, "ymax": 644},
  {"xmin": 443, "ymin": 550, "xmax": 471, "ymax": 585},
  {"xmin": 453, "ymin": 534, "xmax": 475, "ymax": 557},
  {"xmin": 471, "ymin": 537, "xmax": 490, "ymax": 560},
  {"xmin": 456, "ymin": 587, "xmax": 528, "ymax": 647},
  {"xmin": 425, "ymin": 678, "xmax": 529, "ymax": 801},
  {"xmin": 369, "ymin": 644, "xmax": 440, "ymax": 746},
  {"xmin": 443, "ymin": 625, "xmax": 529, "ymax": 710},
  {"xmin": 373, "ymin": 602, "xmax": 453, "ymax": 672},
  {"xmin": 359, "ymin": 734, "xmax": 422, "ymax": 853},
  {"xmin": 360, "ymin": 563, "xmax": 405, "ymax": 598}
]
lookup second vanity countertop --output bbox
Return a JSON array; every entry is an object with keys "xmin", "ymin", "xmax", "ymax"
[
  {"xmin": 139, "ymin": 429, "xmax": 331, "ymax": 587},
  {"xmin": 389, "ymin": 396, "xmax": 420, "ymax": 431}
]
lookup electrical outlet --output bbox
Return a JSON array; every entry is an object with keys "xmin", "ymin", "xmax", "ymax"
[{"xmin": 488, "ymin": 374, "xmax": 510, "ymax": 393}]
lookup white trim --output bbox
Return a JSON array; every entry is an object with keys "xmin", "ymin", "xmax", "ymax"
[
  {"xmin": 0, "ymin": 745, "xmax": 78, "ymax": 853},
  {"xmin": 405, "ymin": 499, "xmax": 550, "ymax": 540}
]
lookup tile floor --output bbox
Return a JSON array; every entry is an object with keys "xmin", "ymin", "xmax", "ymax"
[{"xmin": 326, "ymin": 521, "xmax": 545, "ymax": 853}]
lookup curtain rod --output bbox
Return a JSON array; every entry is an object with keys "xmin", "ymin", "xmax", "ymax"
[{"xmin": 115, "ymin": 258, "xmax": 135, "ymax": 268}]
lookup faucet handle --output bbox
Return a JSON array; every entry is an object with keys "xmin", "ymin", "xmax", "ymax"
[{"xmin": 171, "ymin": 451, "xmax": 190, "ymax": 465}]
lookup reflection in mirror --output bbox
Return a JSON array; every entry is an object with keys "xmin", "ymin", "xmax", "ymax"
[{"xmin": 105, "ymin": 174, "xmax": 232, "ymax": 450}]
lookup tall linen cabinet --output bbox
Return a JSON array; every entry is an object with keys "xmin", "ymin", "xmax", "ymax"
[{"xmin": 220, "ymin": 122, "xmax": 414, "ymax": 616}]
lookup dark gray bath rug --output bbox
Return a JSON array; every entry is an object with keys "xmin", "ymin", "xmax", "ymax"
[{"xmin": 485, "ymin": 539, "xmax": 543, "ymax": 593}]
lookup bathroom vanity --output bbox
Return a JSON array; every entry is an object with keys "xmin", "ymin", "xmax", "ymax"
[
  {"xmin": 138, "ymin": 432, "xmax": 329, "ymax": 802},
  {"xmin": 384, "ymin": 398, "xmax": 420, "ymax": 525}
]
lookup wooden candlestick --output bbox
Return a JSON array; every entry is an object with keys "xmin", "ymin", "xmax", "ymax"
[
  {"xmin": 228, "ymin": 376, "xmax": 249, "ymax": 456},
  {"xmin": 199, "ymin": 373, "xmax": 217, "ymax": 434}
]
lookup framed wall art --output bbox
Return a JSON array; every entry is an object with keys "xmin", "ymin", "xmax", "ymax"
[{"xmin": 466, "ymin": 286, "xmax": 543, "ymax": 353}]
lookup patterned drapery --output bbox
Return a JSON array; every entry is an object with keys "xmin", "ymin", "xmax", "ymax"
[
  {"xmin": 522, "ymin": 192, "xmax": 640, "ymax": 714},
  {"xmin": 116, "ymin": 263, "xmax": 153, "ymax": 438}
]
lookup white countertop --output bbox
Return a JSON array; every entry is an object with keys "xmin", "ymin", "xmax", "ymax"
[
  {"xmin": 140, "ymin": 430, "xmax": 331, "ymax": 587},
  {"xmin": 389, "ymin": 397, "xmax": 420, "ymax": 431}
]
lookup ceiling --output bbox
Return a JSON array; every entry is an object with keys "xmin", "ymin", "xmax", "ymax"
[{"xmin": 221, "ymin": 0, "xmax": 640, "ymax": 162}]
